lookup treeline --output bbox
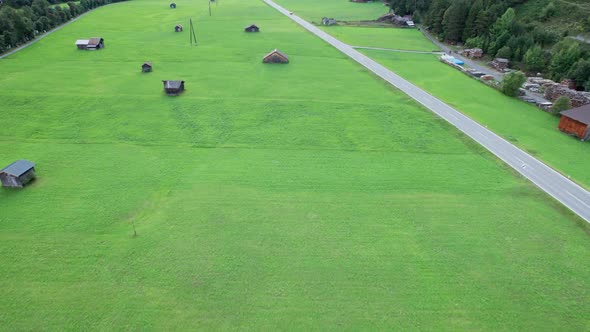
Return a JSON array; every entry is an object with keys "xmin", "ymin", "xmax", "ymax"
[
  {"xmin": 387, "ymin": 0, "xmax": 590, "ymax": 91},
  {"xmin": 0, "ymin": 0, "xmax": 122, "ymax": 53}
]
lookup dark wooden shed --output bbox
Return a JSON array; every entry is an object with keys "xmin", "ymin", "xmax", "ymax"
[
  {"xmin": 263, "ymin": 49, "xmax": 289, "ymax": 64},
  {"xmin": 170, "ymin": 2, "xmax": 176, "ymax": 8},
  {"xmin": 0, "ymin": 160, "xmax": 36, "ymax": 188},
  {"xmin": 558, "ymin": 104, "xmax": 590, "ymax": 140},
  {"xmin": 245, "ymin": 24, "xmax": 260, "ymax": 32},
  {"xmin": 175, "ymin": 24, "xmax": 183, "ymax": 32},
  {"xmin": 142, "ymin": 61, "xmax": 152, "ymax": 72},
  {"xmin": 163, "ymin": 80, "xmax": 185, "ymax": 95}
]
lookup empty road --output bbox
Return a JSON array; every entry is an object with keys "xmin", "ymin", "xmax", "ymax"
[{"xmin": 264, "ymin": 0, "xmax": 590, "ymax": 224}]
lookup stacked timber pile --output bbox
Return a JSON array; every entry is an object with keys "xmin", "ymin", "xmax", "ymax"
[
  {"xmin": 459, "ymin": 48, "xmax": 483, "ymax": 58},
  {"xmin": 544, "ymin": 83, "xmax": 590, "ymax": 107},
  {"xmin": 377, "ymin": 13, "xmax": 412, "ymax": 26}
]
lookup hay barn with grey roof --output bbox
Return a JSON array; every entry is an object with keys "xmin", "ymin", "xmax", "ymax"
[
  {"xmin": 558, "ymin": 104, "xmax": 590, "ymax": 140},
  {"xmin": 142, "ymin": 61, "xmax": 152, "ymax": 72},
  {"xmin": 0, "ymin": 160, "xmax": 36, "ymax": 188},
  {"xmin": 163, "ymin": 80, "xmax": 185, "ymax": 95}
]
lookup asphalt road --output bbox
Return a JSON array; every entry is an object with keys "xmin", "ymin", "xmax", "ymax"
[{"xmin": 264, "ymin": 0, "xmax": 590, "ymax": 224}]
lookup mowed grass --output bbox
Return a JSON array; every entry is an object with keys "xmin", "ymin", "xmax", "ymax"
[
  {"xmin": 361, "ymin": 50, "xmax": 590, "ymax": 188},
  {"xmin": 0, "ymin": 0, "xmax": 589, "ymax": 330},
  {"xmin": 276, "ymin": 0, "xmax": 437, "ymax": 51},
  {"xmin": 323, "ymin": 25, "xmax": 438, "ymax": 51}
]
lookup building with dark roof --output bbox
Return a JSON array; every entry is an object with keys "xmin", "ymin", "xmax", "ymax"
[
  {"xmin": 163, "ymin": 80, "xmax": 185, "ymax": 95},
  {"xmin": 170, "ymin": 2, "xmax": 176, "ymax": 8},
  {"xmin": 142, "ymin": 61, "xmax": 152, "ymax": 72},
  {"xmin": 175, "ymin": 24, "xmax": 183, "ymax": 32},
  {"xmin": 0, "ymin": 160, "xmax": 36, "ymax": 188},
  {"xmin": 558, "ymin": 104, "xmax": 590, "ymax": 140},
  {"xmin": 245, "ymin": 24, "xmax": 260, "ymax": 32},
  {"xmin": 262, "ymin": 49, "xmax": 289, "ymax": 64}
]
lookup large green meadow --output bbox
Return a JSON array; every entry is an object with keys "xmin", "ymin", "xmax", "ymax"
[{"xmin": 0, "ymin": 0, "xmax": 589, "ymax": 330}]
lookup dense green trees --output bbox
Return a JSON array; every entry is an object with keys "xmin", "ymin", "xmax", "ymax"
[
  {"xmin": 386, "ymin": 0, "xmax": 590, "ymax": 90},
  {"xmin": 501, "ymin": 71, "xmax": 526, "ymax": 96},
  {"xmin": 0, "ymin": 0, "xmax": 122, "ymax": 53}
]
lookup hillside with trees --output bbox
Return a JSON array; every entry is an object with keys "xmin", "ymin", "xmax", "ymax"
[
  {"xmin": 387, "ymin": 0, "xmax": 590, "ymax": 90},
  {"xmin": 0, "ymin": 0, "xmax": 122, "ymax": 54}
]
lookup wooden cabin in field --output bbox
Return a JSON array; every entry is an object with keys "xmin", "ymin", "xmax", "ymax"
[
  {"xmin": 0, "ymin": 160, "xmax": 36, "ymax": 188},
  {"xmin": 245, "ymin": 24, "xmax": 260, "ymax": 32},
  {"xmin": 175, "ymin": 24, "xmax": 183, "ymax": 32},
  {"xmin": 170, "ymin": 2, "xmax": 176, "ymax": 8},
  {"xmin": 163, "ymin": 80, "xmax": 185, "ymax": 95},
  {"xmin": 142, "ymin": 61, "xmax": 152, "ymax": 72},
  {"xmin": 75, "ymin": 37, "xmax": 104, "ymax": 50},
  {"xmin": 262, "ymin": 49, "xmax": 289, "ymax": 64},
  {"xmin": 558, "ymin": 104, "xmax": 590, "ymax": 140},
  {"xmin": 321, "ymin": 17, "xmax": 337, "ymax": 26}
]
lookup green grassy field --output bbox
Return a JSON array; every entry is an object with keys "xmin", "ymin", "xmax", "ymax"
[
  {"xmin": 359, "ymin": 51, "xmax": 590, "ymax": 188},
  {"xmin": 323, "ymin": 25, "xmax": 438, "ymax": 51},
  {"xmin": 0, "ymin": 0, "xmax": 589, "ymax": 330}
]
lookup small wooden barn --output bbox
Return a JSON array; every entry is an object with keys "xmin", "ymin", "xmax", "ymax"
[
  {"xmin": 558, "ymin": 104, "xmax": 590, "ymax": 140},
  {"xmin": 163, "ymin": 80, "xmax": 185, "ymax": 95},
  {"xmin": 321, "ymin": 17, "xmax": 337, "ymax": 26},
  {"xmin": 170, "ymin": 2, "xmax": 176, "ymax": 8},
  {"xmin": 245, "ymin": 24, "xmax": 260, "ymax": 32},
  {"xmin": 262, "ymin": 49, "xmax": 289, "ymax": 64},
  {"xmin": 175, "ymin": 24, "xmax": 183, "ymax": 32},
  {"xmin": 142, "ymin": 61, "xmax": 152, "ymax": 72},
  {"xmin": 75, "ymin": 37, "xmax": 104, "ymax": 50},
  {"xmin": 0, "ymin": 160, "xmax": 36, "ymax": 188}
]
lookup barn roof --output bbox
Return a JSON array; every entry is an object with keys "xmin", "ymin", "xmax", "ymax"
[
  {"xmin": 163, "ymin": 80, "xmax": 184, "ymax": 89},
  {"xmin": 264, "ymin": 49, "xmax": 288, "ymax": 60},
  {"xmin": 1, "ymin": 160, "xmax": 35, "ymax": 177},
  {"xmin": 88, "ymin": 37, "xmax": 103, "ymax": 46},
  {"xmin": 560, "ymin": 104, "xmax": 590, "ymax": 125}
]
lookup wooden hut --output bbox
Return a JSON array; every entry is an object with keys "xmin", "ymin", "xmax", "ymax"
[
  {"xmin": 142, "ymin": 62, "xmax": 152, "ymax": 72},
  {"xmin": 262, "ymin": 49, "xmax": 289, "ymax": 64},
  {"xmin": 0, "ymin": 160, "xmax": 36, "ymax": 188},
  {"xmin": 75, "ymin": 37, "xmax": 104, "ymax": 50},
  {"xmin": 245, "ymin": 24, "xmax": 260, "ymax": 32},
  {"xmin": 175, "ymin": 24, "xmax": 183, "ymax": 32},
  {"xmin": 163, "ymin": 80, "xmax": 185, "ymax": 95},
  {"xmin": 558, "ymin": 104, "xmax": 590, "ymax": 140},
  {"xmin": 170, "ymin": 2, "xmax": 176, "ymax": 8},
  {"xmin": 75, "ymin": 39, "xmax": 89, "ymax": 49},
  {"xmin": 87, "ymin": 37, "xmax": 104, "ymax": 50}
]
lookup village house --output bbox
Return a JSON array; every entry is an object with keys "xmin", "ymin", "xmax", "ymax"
[
  {"xmin": 558, "ymin": 104, "xmax": 590, "ymax": 140},
  {"xmin": 0, "ymin": 160, "xmax": 36, "ymax": 188},
  {"xmin": 262, "ymin": 49, "xmax": 289, "ymax": 63}
]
